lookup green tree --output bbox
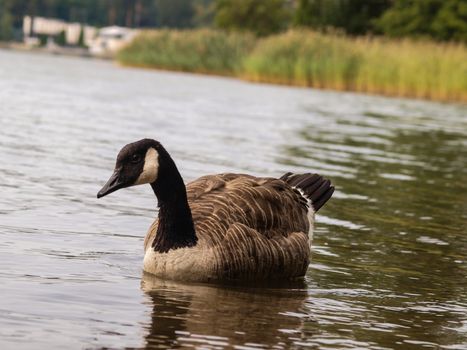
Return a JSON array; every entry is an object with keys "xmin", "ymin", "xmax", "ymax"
[
  {"xmin": 376, "ymin": 0, "xmax": 467, "ymax": 42},
  {"xmin": 155, "ymin": 0, "xmax": 195, "ymax": 28},
  {"xmin": 0, "ymin": 10, "xmax": 14, "ymax": 41},
  {"xmin": 77, "ymin": 25, "xmax": 85, "ymax": 47},
  {"xmin": 193, "ymin": 0, "xmax": 215, "ymax": 27},
  {"xmin": 294, "ymin": 0, "xmax": 390, "ymax": 35},
  {"xmin": 55, "ymin": 29, "xmax": 66, "ymax": 45},
  {"xmin": 431, "ymin": 0, "xmax": 467, "ymax": 42},
  {"xmin": 215, "ymin": 0, "xmax": 290, "ymax": 36}
]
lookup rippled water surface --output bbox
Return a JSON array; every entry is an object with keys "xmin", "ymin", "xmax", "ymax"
[{"xmin": 1, "ymin": 49, "xmax": 466, "ymax": 349}]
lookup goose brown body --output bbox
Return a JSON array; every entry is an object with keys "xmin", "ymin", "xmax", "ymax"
[{"xmin": 143, "ymin": 173, "xmax": 329, "ymax": 282}]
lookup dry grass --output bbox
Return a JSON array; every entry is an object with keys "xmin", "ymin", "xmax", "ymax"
[{"xmin": 118, "ymin": 29, "xmax": 467, "ymax": 103}]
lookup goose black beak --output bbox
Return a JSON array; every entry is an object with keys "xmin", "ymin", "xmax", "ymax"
[{"xmin": 97, "ymin": 169, "xmax": 124, "ymax": 198}]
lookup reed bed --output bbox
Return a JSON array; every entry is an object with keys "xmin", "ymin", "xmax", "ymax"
[
  {"xmin": 118, "ymin": 29, "xmax": 467, "ymax": 103},
  {"xmin": 118, "ymin": 29, "xmax": 255, "ymax": 75}
]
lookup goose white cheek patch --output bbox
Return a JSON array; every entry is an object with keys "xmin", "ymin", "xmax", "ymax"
[{"xmin": 135, "ymin": 148, "xmax": 159, "ymax": 185}]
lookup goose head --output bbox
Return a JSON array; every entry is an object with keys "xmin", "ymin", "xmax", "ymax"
[{"xmin": 97, "ymin": 139, "xmax": 161, "ymax": 198}]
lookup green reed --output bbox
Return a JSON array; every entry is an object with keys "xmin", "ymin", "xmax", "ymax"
[
  {"xmin": 243, "ymin": 30, "xmax": 467, "ymax": 102},
  {"xmin": 118, "ymin": 29, "xmax": 467, "ymax": 103},
  {"xmin": 118, "ymin": 29, "xmax": 255, "ymax": 75}
]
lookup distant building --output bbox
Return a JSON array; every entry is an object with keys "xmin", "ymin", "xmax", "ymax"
[
  {"xmin": 23, "ymin": 16, "xmax": 97, "ymax": 47},
  {"xmin": 88, "ymin": 26, "xmax": 138, "ymax": 57},
  {"xmin": 22, "ymin": 17, "xmax": 137, "ymax": 57}
]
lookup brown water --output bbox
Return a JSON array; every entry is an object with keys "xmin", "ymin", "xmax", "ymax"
[{"xmin": 0, "ymin": 49, "xmax": 466, "ymax": 350}]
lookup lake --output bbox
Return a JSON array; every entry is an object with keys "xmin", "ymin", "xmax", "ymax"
[{"xmin": 0, "ymin": 49, "xmax": 466, "ymax": 349}]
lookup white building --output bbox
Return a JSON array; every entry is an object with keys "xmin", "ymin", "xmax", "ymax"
[
  {"xmin": 88, "ymin": 26, "xmax": 138, "ymax": 57},
  {"xmin": 23, "ymin": 16, "xmax": 97, "ymax": 47}
]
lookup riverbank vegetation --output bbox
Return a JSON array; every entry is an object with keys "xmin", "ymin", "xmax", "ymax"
[
  {"xmin": 118, "ymin": 29, "xmax": 255, "ymax": 75},
  {"xmin": 2, "ymin": 1, "xmax": 466, "ymax": 43},
  {"xmin": 2, "ymin": 0, "xmax": 466, "ymax": 102},
  {"xmin": 118, "ymin": 29, "xmax": 467, "ymax": 103}
]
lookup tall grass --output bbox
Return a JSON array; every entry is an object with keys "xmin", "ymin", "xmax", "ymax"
[
  {"xmin": 243, "ymin": 30, "xmax": 467, "ymax": 102},
  {"xmin": 118, "ymin": 29, "xmax": 256, "ymax": 75},
  {"xmin": 243, "ymin": 31, "xmax": 361, "ymax": 90},
  {"xmin": 117, "ymin": 29, "xmax": 467, "ymax": 103}
]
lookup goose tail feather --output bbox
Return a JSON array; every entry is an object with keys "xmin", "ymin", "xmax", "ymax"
[{"xmin": 280, "ymin": 172, "xmax": 334, "ymax": 212}]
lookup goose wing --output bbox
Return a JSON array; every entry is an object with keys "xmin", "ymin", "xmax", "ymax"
[
  {"xmin": 186, "ymin": 173, "xmax": 311, "ymax": 245},
  {"xmin": 186, "ymin": 173, "xmax": 312, "ymax": 279}
]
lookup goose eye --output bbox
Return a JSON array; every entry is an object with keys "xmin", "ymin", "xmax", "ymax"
[{"xmin": 130, "ymin": 154, "xmax": 142, "ymax": 164}]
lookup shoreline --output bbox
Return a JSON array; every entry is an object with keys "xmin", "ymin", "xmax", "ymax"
[
  {"xmin": 117, "ymin": 61, "xmax": 461, "ymax": 105},
  {"xmin": 0, "ymin": 41, "xmax": 99, "ymax": 59},
  {"xmin": 3, "ymin": 37, "xmax": 466, "ymax": 104},
  {"xmin": 117, "ymin": 30, "xmax": 467, "ymax": 104}
]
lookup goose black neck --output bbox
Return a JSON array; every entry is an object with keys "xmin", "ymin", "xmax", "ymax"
[{"xmin": 150, "ymin": 148, "xmax": 197, "ymax": 253}]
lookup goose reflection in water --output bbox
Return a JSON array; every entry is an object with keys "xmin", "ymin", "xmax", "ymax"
[{"xmin": 140, "ymin": 273, "xmax": 310, "ymax": 349}]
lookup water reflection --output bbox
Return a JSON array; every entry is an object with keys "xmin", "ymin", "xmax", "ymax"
[{"xmin": 141, "ymin": 274, "xmax": 309, "ymax": 349}]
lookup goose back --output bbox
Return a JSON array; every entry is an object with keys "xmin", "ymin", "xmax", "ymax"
[{"xmin": 144, "ymin": 173, "xmax": 313, "ymax": 281}]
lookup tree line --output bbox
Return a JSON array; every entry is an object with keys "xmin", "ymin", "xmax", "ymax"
[{"xmin": 0, "ymin": 0, "xmax": 466, "ymax": 42}]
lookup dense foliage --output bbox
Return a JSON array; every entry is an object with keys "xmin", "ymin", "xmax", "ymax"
[
  {"xmin": 0, "ymin": 0, "xmax": 208, "ymax": 40},
  {"xmin": 376, "ymin": 0, "xmax": 467, "ymax": 42},
  {"xmin": 118, "ymin": 29, "xmax": 255, "ymax": 74},
  {"xmin": 118, "ymin": 29, "xmax": 467, "ymax": 102},
  {"xmin": 0, "ymin": 0, "xmax": 466, "ymax": 42},
  {"xmin": 243, "ymin": 31, "xmax": 467, "ymax": 101},
  {"xmin": 293, "ymin": 0, "xmax": 391, "ymax": 35},
  {"xmin": 214, "ymin": 0, "xmax": 290, "ymax": 36}
]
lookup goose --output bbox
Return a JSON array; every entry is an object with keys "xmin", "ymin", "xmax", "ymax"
[{"xmin": 97, "ymin": 139, "xmax": 334, "ymax": 282}]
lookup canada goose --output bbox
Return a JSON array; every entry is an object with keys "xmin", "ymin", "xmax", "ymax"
[{"xmin": 97, "ymin": 139, "xmax": 334, "ymax": 282}]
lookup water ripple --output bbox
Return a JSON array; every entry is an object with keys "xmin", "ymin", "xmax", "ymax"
[{"xmin": 0, "ymin": 49, "xmax": 466, "ymax": 349}]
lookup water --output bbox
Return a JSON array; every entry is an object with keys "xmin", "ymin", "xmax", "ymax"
[{"xmin": 0, "ymin": 49, "xmax": 466, "ymax": 350}]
